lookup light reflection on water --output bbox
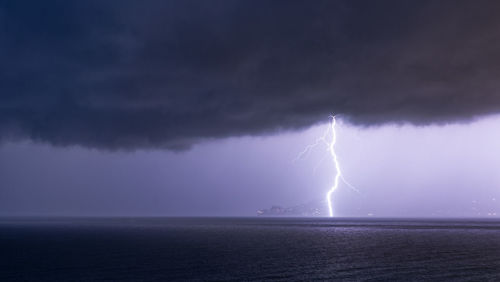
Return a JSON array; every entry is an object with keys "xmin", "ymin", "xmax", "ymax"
[{"xmin": 1, "ymin": 217, "xmax": 500, "ymax": 281}]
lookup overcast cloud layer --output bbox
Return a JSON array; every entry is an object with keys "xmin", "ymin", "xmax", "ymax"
[{"xmin": 2, "ymin": 0, "xmax": 500, "ymax": 150}]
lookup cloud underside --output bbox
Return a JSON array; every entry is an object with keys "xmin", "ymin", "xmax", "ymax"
[{"xmin": 1, "ymin": 0, "xmax": 500, "ymax": 150}]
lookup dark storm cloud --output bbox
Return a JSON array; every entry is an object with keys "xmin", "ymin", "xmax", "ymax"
[{"xmin": 1, "ymin": 0, "xmax": 500, "ymax": 149}]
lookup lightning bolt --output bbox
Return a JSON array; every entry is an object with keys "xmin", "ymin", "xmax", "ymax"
[
  {"xmin": 294, "ymin": 115, "xmax": 359, "ymax": 217},
  {"xmin": 326, "ymin": 115, "xmax": 340, "ymax": 217}
]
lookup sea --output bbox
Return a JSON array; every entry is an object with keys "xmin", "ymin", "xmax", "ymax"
[{"xmin": 1, "ymin": 217, "xmax": 500, "ymax": 281}]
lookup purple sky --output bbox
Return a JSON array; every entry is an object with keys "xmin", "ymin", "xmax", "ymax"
[
  {"xmin": 3, "ymin": 1, "xmax": 500, "ymax": 217},
  {"xmin": 1, "ymin": 115, "xmax": 499, "ymax": 217}
]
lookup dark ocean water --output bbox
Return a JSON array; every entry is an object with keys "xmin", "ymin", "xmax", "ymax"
[{"xmin": 1, "ymin": 217, "xmax": 500, "ymax": 281}]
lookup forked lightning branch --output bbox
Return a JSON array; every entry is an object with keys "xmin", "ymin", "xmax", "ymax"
[{"xmin": 295, "ymin": 115, "xmax": 359, "ymax": 217}]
